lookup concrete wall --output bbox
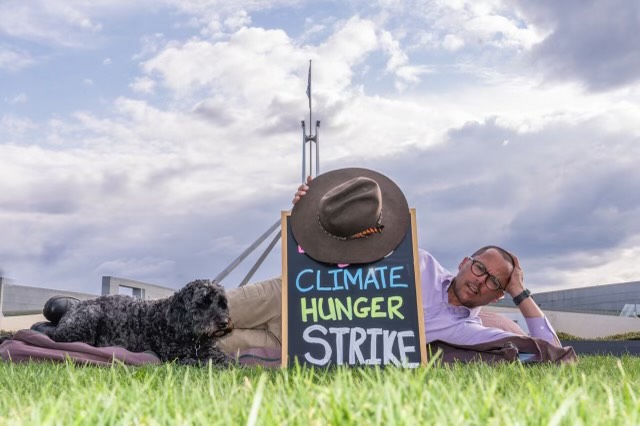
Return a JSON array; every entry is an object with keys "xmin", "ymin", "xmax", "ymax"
[
  {"xmin": 533, "ymin": 281, "xmax": 640, "ymax": 314},
  {"xmin": 484, "ymin": 306, "xmax": 640, "ymax": 338},
  {"xmin": 0, "ymin": 276, "xmax": 174, "ymax": 318},
  {"xmin": 0, "ymin": 278, "xmax": 95, "ymax": 316},
  {"xmin": 494, "ymin": 281, "xmax": 640, "ymax": 315},
  {"xmin": 0, "ymin": 314, "xmax": 45, "ymax": 332},
  {"xmin": 0, "ymin": 276, "xmax": 175, "ymax": 332}
]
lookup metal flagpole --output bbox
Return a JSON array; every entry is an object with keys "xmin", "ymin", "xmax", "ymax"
[
  {"xmin": 238, "ymin": 231, "xmax": 281, "ymax": 286},
  {"xmin": 302, "ymin": 60, "xmax": 320, "ymax": 181},
  {"xmin": 215, "ymin": 60, "xmax": 320, "ymax": 286},
  {"xmin": 213, "ymin": 219, "xmax": 280, "ymax": 283}
]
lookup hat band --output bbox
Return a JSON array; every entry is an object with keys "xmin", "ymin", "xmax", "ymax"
[
  {"xmin": 348, "ymin": 224, "xmax": 384, "ymax": 239},
  {"xmin": 317, "ymin": 212, "xmax": 384, "ymax": 241}
]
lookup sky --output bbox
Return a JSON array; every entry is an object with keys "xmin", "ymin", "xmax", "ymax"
[{"xmin": 1, "ymin": 0, "xmax": 640, "ymax": 295}]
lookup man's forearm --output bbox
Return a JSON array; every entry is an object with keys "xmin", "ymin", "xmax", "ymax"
[
  {"xmin": 506, "ymin": 255, "xmax": 561, "ymax": 346},
  {"xmin": 518, "ymin": 297, "xmax": 561, "ymax": 346},
  {"xmin": 517, "ymin": 295, "xmax": 544, "ymax": 318}
]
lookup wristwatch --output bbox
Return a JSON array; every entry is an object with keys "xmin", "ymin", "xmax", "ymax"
[{"xmin": 512, "ymin": 289, "xmax": 531, "ymax": 306}]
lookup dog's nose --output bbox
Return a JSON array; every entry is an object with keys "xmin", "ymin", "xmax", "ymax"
[{"xmin": 219, "ymin": 319, "xmax": 233, "ymax": 332}]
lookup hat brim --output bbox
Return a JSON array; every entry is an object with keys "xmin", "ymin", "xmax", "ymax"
[{"xmin": 290, "ymin": 167, "xmax": 409, "ymax": 264}]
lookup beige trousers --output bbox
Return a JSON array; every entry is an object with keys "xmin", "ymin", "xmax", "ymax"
[{"xmin": 217, "ymin": 277, "xmax": 282, "ymax": 356}]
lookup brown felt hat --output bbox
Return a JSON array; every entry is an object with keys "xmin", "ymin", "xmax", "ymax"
[{"xmin": 290, "ymin": 168, "xmax": 410, "ymax": 264}]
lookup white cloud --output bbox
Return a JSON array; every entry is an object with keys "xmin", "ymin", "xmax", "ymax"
[
  {"xmin": 0, "ymin": 45, "xmax": 35, "ymax": 71},
  {"xmin": 393, "ymin": 65, "xmax": 433, "ymax": 92},
  {"xmin": 320, "ymin": 16, "xmax": 379, "ymax": 64},
  {"xmin": 379, "ymin": 28, "xmax": 433, "ymax": 91},
  {"xmin": 8, "ymin": 93, "xmax": 28, "ymax": 104},
  {"xmin": 462, "ymin": 13, "xmax": 540, "ymax": 49},
  {"xmin": 540, "ymin": 236, "xmax": 640, "ymax": 292},
  {"xmin": 129, "ymin": 76, "xmax": 157, "ymax": 94},
  {"xmin": 387, "ymin": 0, "xmax": 545, "ymax": 53},
  {"xmin": 140, "ymin": 15, "xmax": 382, "ymax": 114},
  {"xmin": 379, "ymin": 29, "xmax": 408, "ymax": 72},
  {"xmin": 299, "ymin": 22, "xmax": 327, "ymax": 43},
  {"xmin": 0, "ymin": 0, "xmax": 108, "ymax": 47},
  {"xmin": 0, "ymin": 115, "xmax": 36, "ymax": 142},
  {"xmin": 142, "ymin": 28, "xmax": 298, "ymax": 99},
  {"xmin": 166, "ymin": 0, "xmax": 302, "ymax": 39},
  {"xmin": 442, "ymin": 34, "xmax": 464, "ymax": 51},
  {"xmin": 223, "ymin": 9, "xmax": 251, "ymax": 31}
]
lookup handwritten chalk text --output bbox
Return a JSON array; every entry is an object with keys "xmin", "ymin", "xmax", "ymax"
[
  {"xmin": 300, "ymin": 296, "xmax": 404, "ymax": 322},
  {"xmin": 296, "ymin": 266, "xmax": 408, "ymax": 293},
  {"xmin": 302, "ymin": 324, "xmax": 418, "ymax": 367}
]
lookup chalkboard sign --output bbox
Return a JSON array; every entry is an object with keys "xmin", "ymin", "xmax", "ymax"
[{"xmin": 281, "ymin": 209, "xmax": 426, "ymax": 368}]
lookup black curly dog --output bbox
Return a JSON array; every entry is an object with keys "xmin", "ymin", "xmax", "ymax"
[{"xmin": 46, "ymin": 280, "xmax": 233, "ymax": 366}]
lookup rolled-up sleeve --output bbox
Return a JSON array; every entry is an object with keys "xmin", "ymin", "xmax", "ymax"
[
  {"xmin": 525, "ymin": 316, "xmax": 560, "ymax": 346},
  {"xmin": 427, "ymin": 315, "xmax": 519, "ymax": 345}
]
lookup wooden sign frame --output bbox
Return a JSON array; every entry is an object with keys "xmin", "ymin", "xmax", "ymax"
[{"xmin": 281, "ymin": 208, "xmax": 426, "ymax": 368}]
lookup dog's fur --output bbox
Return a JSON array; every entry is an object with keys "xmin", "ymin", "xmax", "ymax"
[{"xmin": 46, "ymin": 280, "xmax": 233, "ymax": 365}]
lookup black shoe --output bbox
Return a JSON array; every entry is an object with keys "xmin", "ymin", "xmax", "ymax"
[
  {"xmin": 43, "ymin": 296, "xmax": 80, "ymax": 324},
  {"xmin": 30, "ymin": 321, "xmax": 58, "ymax": 334}
]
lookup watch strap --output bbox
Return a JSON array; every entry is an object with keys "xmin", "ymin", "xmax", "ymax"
[{"xmin": 512, "ymin": 289, "xmax": 531, "ymax": 306}]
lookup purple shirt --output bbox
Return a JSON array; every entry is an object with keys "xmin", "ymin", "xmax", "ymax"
[{"xmin": 419, "ymin": 250, "xmax": 559, "ymax": 346}]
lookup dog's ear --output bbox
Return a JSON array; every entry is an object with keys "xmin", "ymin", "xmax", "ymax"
[
  {"xmin": 206, "ymin": 282, "xmax": 227, "ymax": 307},
  {"xmin": 216, "ymin": 292, "xmax": 228, "ymax": 312},
  {"xmin": 194, "ymin": 286, "xmax": 214, "ymax": 309},
  {"xmin": 166, "ymin": 280, "xmax": 201, "ymax": 329}
]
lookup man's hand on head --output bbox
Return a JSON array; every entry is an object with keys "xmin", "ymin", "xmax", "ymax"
[
  {"xmin": 292, "ymin": 175, "xmax": 313, "ymax": 205},
  {"xmin": 505, "ymin": 252, "xmax": 551, "ymax": 325},
  {"xmin": 506, "ymin": 253, "xmax": 526, "ymax": 298}
]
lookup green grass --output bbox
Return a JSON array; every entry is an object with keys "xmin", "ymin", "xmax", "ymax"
[
  {"xmin": 558, "ymin": 331, "xmax": 640, "ymax": 341},
  {"xmin": 1, "ymin": 357, "xmax": 639, "ymax": 425}
]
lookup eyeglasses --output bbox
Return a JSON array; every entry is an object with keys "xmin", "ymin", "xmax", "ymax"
[{"xmin": 469, "ymin": 257, "xmax": 504, "ymax": 291}]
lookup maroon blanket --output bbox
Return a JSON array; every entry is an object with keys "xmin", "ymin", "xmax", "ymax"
[
  {"xmin": 0, "ymin": 330, "xmax": 161, "ymax": 366},
  {"xmin": 0, "ymin": 330, "xmax": 282, "ymax": 367},
  {"xmin": 1, "ymin": 330, "xmax": 575, "ymax": 367},
  {"xmin": 428, "ymin": 336, "xmax": 578, "ymax": 364}
]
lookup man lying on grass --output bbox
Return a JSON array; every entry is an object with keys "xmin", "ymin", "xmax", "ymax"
[
  {"xmin": 215, "ymin": 168, "xmax": 561, "ymax": 356},
  {"xmin": 215, "ymin": 245, "xmax": 561, "ymax": 356}
]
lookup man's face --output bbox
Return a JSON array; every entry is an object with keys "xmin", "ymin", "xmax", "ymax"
[{"xmin": 450, "ymin": 249, "xmax": 513, "ymax": 308}]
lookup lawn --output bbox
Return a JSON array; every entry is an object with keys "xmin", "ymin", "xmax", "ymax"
[{"xmin": 1, "ymin": 356, "xmax": 639, "ymax": 425}]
